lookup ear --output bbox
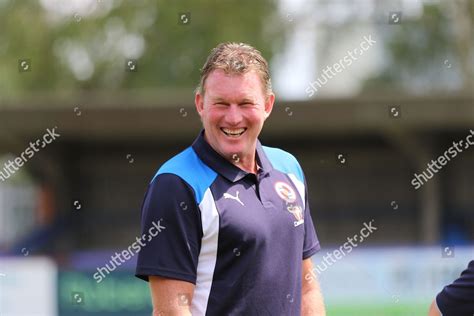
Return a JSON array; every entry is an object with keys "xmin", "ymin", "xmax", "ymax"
[
  {"xmin": 264, "ymin": 93, "xmax": 275, "ymax": 120},
  {"xmin": 195, "ymin": 92, "xmax": 204, "ymax": 115}
]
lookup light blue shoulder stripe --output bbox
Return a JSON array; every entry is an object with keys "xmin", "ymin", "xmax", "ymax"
[
  {"xmin": 151, "ymin": 147, "xmax": 217, "ymax": 204},
  {"xmin": 262, "ymin": 146, "xmax": 304, "ymax": 183}
]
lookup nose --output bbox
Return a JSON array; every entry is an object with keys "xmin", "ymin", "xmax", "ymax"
[{"xmin": 225, "ymin": 104, "xmax": 243, "ymax": 125}]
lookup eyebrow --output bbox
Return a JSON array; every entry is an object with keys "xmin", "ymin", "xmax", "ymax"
[{"xmin": 211, "ymin": 97, "xmax": 255, "ymax": 103}]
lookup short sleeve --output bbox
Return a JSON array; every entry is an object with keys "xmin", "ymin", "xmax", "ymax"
[
  {"xmin": 301, "ymin": 175, "xmax": 321, "ymax": 259},
  {"xmin": 436, "ymin": 260, "xmax": 474, "ymax": 315},
  {"xmin": 135, "ymin": 173, "xmax": 203, "ymax": 284}
]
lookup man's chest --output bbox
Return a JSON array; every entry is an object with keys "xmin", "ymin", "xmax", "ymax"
[{"xmin": 210, "ymin": 172, "xmax": 306, "ymax": 246}]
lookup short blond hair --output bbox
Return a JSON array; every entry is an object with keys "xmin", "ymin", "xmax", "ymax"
[{"xmin": 196, "ymin": 42, "xmax": 272, "ymax": 97}]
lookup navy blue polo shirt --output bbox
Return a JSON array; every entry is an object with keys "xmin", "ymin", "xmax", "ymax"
[
  {"xmin": 436, "ymin": 260, "xmax": 474, "ymax": 315},
  {"xmin": 136, "ymin": 130, "xmax": 320, "ymax": 315}
]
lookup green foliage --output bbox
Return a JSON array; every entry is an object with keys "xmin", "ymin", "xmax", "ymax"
[
  {"xmin": 0, "ymin": 0, "xmax": 286, "ymax": 97},
  {"xmin": 361, "ymin": 2, "xmax": 472, "ymax": 93}
]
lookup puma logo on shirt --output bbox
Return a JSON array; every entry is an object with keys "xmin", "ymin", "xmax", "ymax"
[{"xmin": 223, "ymin": 191, "xmax": 244, "ymax": 206}]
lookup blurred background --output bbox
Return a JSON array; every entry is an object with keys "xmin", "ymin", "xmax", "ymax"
[{"xmin": 0, "ymin": 0, "xmax": 473, "ymax": 315}]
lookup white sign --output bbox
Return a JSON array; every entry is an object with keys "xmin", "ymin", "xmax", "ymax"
[
  {"xmin": 0, "ymin": 257, "xmax": 57, "ymax": 316},
  {"xmin": 312, "ymin": 246, "xmax": 474, "ymax": 304}
]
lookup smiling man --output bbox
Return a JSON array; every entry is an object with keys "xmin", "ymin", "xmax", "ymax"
[{"xmin": 136, "ymin": 42, "xmax": 325, "ymax": 315}]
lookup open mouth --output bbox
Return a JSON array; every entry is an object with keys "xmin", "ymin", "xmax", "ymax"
[{"xmin": 221, "ymin": 127, "xmax": 247, "ymax": 138}]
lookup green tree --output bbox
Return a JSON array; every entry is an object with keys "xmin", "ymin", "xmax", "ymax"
[
  {"xmin": 362, "ymin": 1, "xmax": 473, "ymax": 94},
  {"xmin": 0, "ymin": 0, "xmax": 286, "ymax": 98}
]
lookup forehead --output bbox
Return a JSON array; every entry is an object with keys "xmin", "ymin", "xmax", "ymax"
[{"xmin": 204, "ymin": 69, "xmax": 264, "ymax": 100}]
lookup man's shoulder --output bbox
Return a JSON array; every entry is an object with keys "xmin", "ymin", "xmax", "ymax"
[
  {"xmin": 262, "ymin": 145, "xmax": 304, "ymax": 183},
  {"xmin": 149, "ymin": 146, "xmax": 218, "ymax": 203}
]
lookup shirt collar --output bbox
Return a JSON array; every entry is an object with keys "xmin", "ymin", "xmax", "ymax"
[{"xmin": 191, "ymin": 129, "xmax": 273, "ymax": 183}]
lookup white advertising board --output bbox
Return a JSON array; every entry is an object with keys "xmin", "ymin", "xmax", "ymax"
[
  {"xmin": 311, "ymin": 246, "xmax": 474, "ymax": 304},
  {"xmin": 0, "ymin": 257, "xmax": 57, "ymax": 316}
]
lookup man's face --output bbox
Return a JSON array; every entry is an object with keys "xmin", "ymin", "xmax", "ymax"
[{"xmin": 195, "ymin": 69, "xmax": 274, "ymax": 164}]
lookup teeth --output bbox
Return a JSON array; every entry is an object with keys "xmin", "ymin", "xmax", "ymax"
[{"xmin": 222, "ymin": 128, "xmax": 245, "ymax": 136}]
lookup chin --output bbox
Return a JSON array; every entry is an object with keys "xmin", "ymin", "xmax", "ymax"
[{"xmin": 221, "ymin": 145, "xmax": 243, "ymax": 156}]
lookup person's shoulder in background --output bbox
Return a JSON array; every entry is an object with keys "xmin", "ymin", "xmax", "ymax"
[{"xmin": 436, "ymin": 260, "xmax": 474, "ymax": 316}]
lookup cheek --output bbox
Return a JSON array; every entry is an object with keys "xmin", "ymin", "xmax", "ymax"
[
  {"xmin": 201, "ymin": 111, "xmax": 222, "ymax": 128},
  {"xmin": 247, "ymin": 110, "xmax": 266, "ymax": 124},
  {"xmin": 206, "ymin": 111, "xmax": 221, "ymax": 123}
]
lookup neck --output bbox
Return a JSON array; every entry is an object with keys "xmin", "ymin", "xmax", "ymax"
[
  {"xmin": 202, "ymin": 131, "xmax": 258, "ymax": 173},
  {"xmin": 235, "ymin": 154, "xmax": 258, "ymax": 174},
  {"xmin": 241, "ymin": 160, "xmax": 257, "ymax": 174}
]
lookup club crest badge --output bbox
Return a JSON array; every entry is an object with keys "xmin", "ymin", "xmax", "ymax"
[
  {"xmin": 274, "ymin": 181, "xmax": 297, "ymax": 203},
  {"xmin": 287, "ymin": 205, "xmax": 304, "ymax": 227}
]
